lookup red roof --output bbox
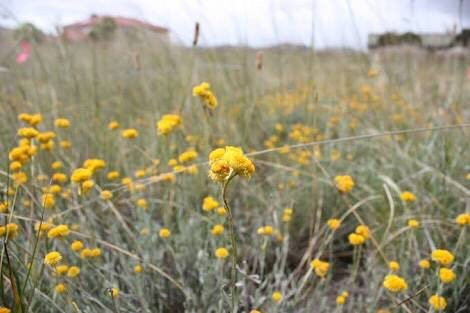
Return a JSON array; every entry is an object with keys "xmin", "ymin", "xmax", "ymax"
[{"xmin": 63, "ymin": 15, "xmax": 168, "ymax": 33}]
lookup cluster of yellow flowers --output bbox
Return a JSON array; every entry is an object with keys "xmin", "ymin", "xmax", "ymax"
[
  {"xmin": 156, "ymin": 114, "xmax": 181, "ymax": 135},
  {"xmin": 310, "ymin": 258, "xmax": 330, "ymax": 278},
  {"xmin": 348, "ymin": 224, "xmax": 370, "ymax": 246},
  {"xmin": 334, "ymin": 175, "xmax": 354, "ymax": 193},
  {"xmin": 192, "ymin": 82, "xmax": 218, "ymax": 109},
  {"xmin": 208, "ymin": 146, "xmax": 255, "ymax": 182}
]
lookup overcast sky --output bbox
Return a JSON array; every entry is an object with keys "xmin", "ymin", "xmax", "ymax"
[{"xmin": 1, "ymin": 0, "xmax": 469, "ymax": 48}]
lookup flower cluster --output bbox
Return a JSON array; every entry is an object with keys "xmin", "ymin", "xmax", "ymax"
[
  {"xmin": 208, "ymin": 146, "xmax": 255, "ymax": 182},
  {"xmin": 192, "ymin": 82, "xmax": 218, "ymax": 109},
  {"xmin": 156, "ymin": 114, "xmax": 181, "ymax": 135}
]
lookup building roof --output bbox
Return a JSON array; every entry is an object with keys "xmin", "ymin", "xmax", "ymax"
[{"xmin": 63, "ymin": 15, "xmax": 168, "ymax": 33}]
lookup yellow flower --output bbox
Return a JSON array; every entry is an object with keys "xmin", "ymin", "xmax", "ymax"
[
  {"xmin": 383, "ymin": 274, "xmax": 407, "ymax": 293},
  {"xmin": 81, "ymin": 180, "xmax": 94, "ymax": 194},
  {"xmin": 455, "ymin": 213, "xmax": 470, "ymax": 226},
  {"xmin": 215, "ymin": 247, "xmax": 229, "ymax": 259},
  {"xmin": 59, "ymin": 140, "xmax": 71, "ymax": 149},
  {"xmin": 47, "ymin": 224, "xmax": 69, "ymax": 239},
  {"xmin": 355, "ymin": 225, "xmax": 370, "ymax": 239},
  {"xmin": 257, "ymin": 226, "xmax": 274, "ymax": 236},
  {"xmin": 54, "ymin": 283, "xmax": 66, "ymax": 294},
  {"xmin": 192, "ymin": 82, "xmax": 218, "ymax": 109},
  {"xmin": 178, "ymin": 148, "xmax": 198, "ymax": 163},
  {"xmin": 136, "ymin": 198, "xmax": 148, "ymax": 209},
  {"xmin": 348, "ymin": 233, "xmax": 365, "ymax": 245},
  {"xmin": 271, "ymin": 291, "xmax": 282, "ymax": 303},
  {"xmin": 159, "ymin": 228, "xmax": 171, "ymax": 238},
  {"xmin": 44, "ymin": 251, "xmax": 62, "ymax": 266},
  {"xmin": 407, "ymin": 219, "xmax": 419, "ymax": 229},
  {"xmin": 419, "ymin": 259, "xmax": 430, "ymax": 269},
  {"xmin": 71, "ymin": 168, "xmax": 92, "ymax": 183},
  {"xmin": 41, "ymin": 193, "xmax": 55, "ymax": 208},
  {"xmin": 134, "ymin": 169, "xmax": 146, "ymax": 178},
  {"xmin": 334, "ymin": 175, "xmax": 354, "ymax": 193},
  {"xmin": 83, "ymin": 159, "xmax": 106, "ymax": 173},
  {"xmin": 54, "ymin": 265, "xmax": 69, "ymax": 276},
  {"xmin": 12, "ymin": 171, "xmax": 27, "ymax": 186},
  {"xmin": 428, "ymin": 295, "xmax": 446, "ymax": 310},
  {"xmin": 281, "ymin": 208, "xmax": 293, "ymax": 223},
  {"xmin": 250, "ymin": 310, "xmax": 261, "ymax": 313},
  {"xmin": 70, "ymin": 240, "xmax": 84, "ymax": 252},
  {"xmin": 9, "ymin": 161, "xmax": 22, "ymax": 171},
  {"xmin": 67, "ymin": 266, "xmax": 80, "ymax": 278},
  {"xmin": 336, "ymin": 295, "xmax": 346, "ymax": 305},
  {"xmin": 37, "ymin": 131, "xmax": 56, "ymax": 143},
  {"xmin": 0, "ymin": 307, "xmax": 11, "ymax": 313},
  {"xmin": 17, "ymin": 127, "xmax": 39, "ymax": 139},
  {"xmin": 210, "ymin": 224, "xmax": 224, "ymax": 236},
  {"xmin": 156, "ymin": 114, "xmax": 181, "ymax": 135},
  {"xmin": 327, "ymin": 218, "xmax": 341, "ymax": 231},
  {"xmin": 108, "ymin": 121, "xmax": 119, "ymax": 130},
  {"xmin": 431, "ymin": 249, "xmax": 454, "ymax": 267},
  {"xmin": 202, "ymin": 196, "xmax": 219, "ymax": 212},
  {"xmin": 91, "ymin": 248, "xmax": 101, "ymax": 257},
  {"xmin": 107, "ymin": 171, "xmax": 120, "ymax": 180},
  {"xmin": 110, "ymin": 287, "xmax": 119, "ymax": 298},
  {"xmin": 51, "ymin": 161, "xmax": 62, "ymax": 170},
  {"xmin": 208, "ymin": 146, "xmax": 255, "ymax": 182},
  {"xmin": 388, "ymin": 261, "xmax": 400, "ymax": 272},
  {"xmin": 400, "ymin": 191, "xmax": 416, "ymax": 202},
  {"xmin": 216, "ymin": 207, "xmax": 226, "ymax": 216},
  {"xmin": 0, "ymin": 223, "xmax": 19, "ymax": 239},
  {"xmin": 54, "ymin": 118, "xmax": 70, "ymax": 128},
  {"xmin": 100, "ymin": 190, "xmax": 112, "ymax": 200},
  {"xmin": 121, "ymin": 128, "xmax": 138, "ymax": 139},
  {"xmin": 310, "ymin": 259, "xmax": 330, "ymax": 278},
  {"xmin": 133, "ymin": 264, "xmax": 142, "ymax": 273},
  {"xmin": 52, "ymin": 172, "xmax": 67, "ymax": 183},
  {"xmin": 439, "ymin": 268, "xmax": 455, "ymax": 283}
]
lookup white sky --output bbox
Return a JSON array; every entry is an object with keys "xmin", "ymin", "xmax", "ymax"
[{"xmin": 1, "ymin": 0, "xmax": 469, "ymax": 48}]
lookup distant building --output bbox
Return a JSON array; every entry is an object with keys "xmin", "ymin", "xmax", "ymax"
[
  {"xmin": 368, "ymin": 31, "xmax": 460, "ymax": 50},
  {"xmin": 62, "ymin": 15, "xmax": 169, "ymax": 42}
]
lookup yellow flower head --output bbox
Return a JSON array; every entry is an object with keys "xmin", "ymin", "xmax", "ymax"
[
  {"xmin": 208, "ymin": 146, "xmax": 255, "ymax": 182},
  {"xmin": 83, "ymin": 159, "xmax": 106, "ymax": 173},
  {"xmin": 107, "ymin": 171, "xmax": 120, "ymax": 180},
  {"xmin": 334, "ymin": 175, "xmax": 354, "ymax": 193},
  {"xmin": 178, "ymin": 148, "xmax": 198, "ymax": 163},
  {"xmin": 192, "ymin": 82, "xmax": 218, "ymax": 109},
  {"xmin": 133, "ymin": 264, "xmax": 142, "ymax": 273},
  {"xmin": 428, "ymin": 295, "xmax": 446, "ymax": 310},
  {"xmin": 383, "ymin": 274, "xmax": 407, "ymax": 293},
  {"xmin": 336, "ymin": 295, "xmax": 346, "ymax": 305},
  {"xmin": 257, "ymin": 226, "xmax": 274, "ymax": 236},
  {"xmin": 100, "ymin": 190, "xmax": 112, "ymax": 200},
  {"xmin": 400, "ymin": 191, "xmax": 416, "ymax": 202},
  {"xmin": 54, "ymin": 283, "xmax": 66, "ymax": 294},
  {"xmin": 271, "ymin": 291, "xmax": 282, "ymax": 303},
  {"xmin": 455, "ymin": 213, "xmax": 470, "ymax": 226},
  {"xmin": 110, "ymin": 287, "xmax": 119, "ymax": 298},
  {"xmin": 67, "ymin": 266, "xmax": 80, "ymax": 278},
  {"xmin": 431, "ymin": 249, "xmax": 454, "ymax": 267},
  {"xmin": 70, "ymin": 240, "xmax": 84, "ymax": 252},
  {"xmin": 348, "ymin": 233, "xmax": 365, "ymax": 245},
  {"xmin": 407, "ymin": 219, "xmax": 419, "ymax": 229},
  {"xmin": 47, "ymin": 224, "xmax": 69, "ymax": 239},
  {"xmin": 355, "ymin": 225, "xmax": 370, "ymax": 239},
  {"xmin": 210, "ymin": 224, "xmax": 224, "ymax": 236},
  {"xmin": 156, "ymin": 114, "xmax": 181, "ymax": 135},
  {"xmin": 202, "ymin": 196, "xmax": 219, "ymax": 212},
  {"xmin": 17, "ymin": 127, "xmax": 39, "ymax": 139},
  {"xmin": 0, "ymin": 307, "xmax": 11, "ymax": 313},
  {"xmin": 215, "ymin": 247, "xmax": 229, "ymax": 259},
  {"xmin": 310, "ymin": 258, "xmax": 330, "ymax": 278},
  {"xmin": 71, "ymin": 168, "xmax": 92, "ymax": 183},
  {"xmin": 121, "ymin": 128, "xmax": 139, "ymax": 139},
  {"xmin": 281, "ymin": 208, "xmax": 293, "ymax": 223},
  {"xmin": 159, "ymin": 228, "xmax": 171, "ymax": 238},
  {"xmin": 0, "ymin": 223, "xmax": 19, "ymax": 239},
  {"xmin": 388, "ymin": 261, "xmax": 400, "ymax": 272},
  {"xmin": 327, "ymin": 218, "xmax": 341, "ymax": 231},
  {"xmin": 54, "ymin": 118, "xmax": 70, "ymax": 128},
  {"xmin": 44, "ymin": 251, "xmax": 62, "ymax": 266},
  {"xmin": 439, "ymin": 268, "xmax": 455, "ymax": 283},
  {"xmin": 108, "ymin": 121, "xmax": 119, "ymax": 130},
  {"xmin": 418, "ymin": 259, "xmax": 430, "ymax": 269}
]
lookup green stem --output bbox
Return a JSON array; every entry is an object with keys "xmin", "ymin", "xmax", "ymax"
[{"xmin": 222, "ymin": 175, "xmax": 237, "ymax": 313}]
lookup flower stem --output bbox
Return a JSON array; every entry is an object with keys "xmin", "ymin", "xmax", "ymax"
[{"xmin": 222, "ymin": 175, "xmax": 238, "ymax": 313}]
